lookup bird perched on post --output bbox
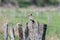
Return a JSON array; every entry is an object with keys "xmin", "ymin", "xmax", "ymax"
[{"xmin": 29, "ymin": 14, "xmax": 35, "ymax": 23}]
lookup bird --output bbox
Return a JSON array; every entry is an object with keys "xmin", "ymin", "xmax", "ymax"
[{"xmin": 29, "ymin": 14, "xmax": 35, "ymax": 23}]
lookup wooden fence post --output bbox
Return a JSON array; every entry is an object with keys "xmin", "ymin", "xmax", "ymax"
[
  {"xmin": 18, "ymin": 24, "xmax": 23, "ymax": 40},
  {"xmin": 10, "ymin": 27, "xmax": 15, "ymax": 40},
  {"xmin": 33, "ymin": 22, "xmax": 40, "ymax": 40},
  {"xmin": 42, "ymin": 24, "xmax": 47, "ymax": 40},
  {"xmin": 4, "ymin": 23, "xmax": 8, "ymax": 40},
  {"xmin": 25, "ymin": 23, "xmax": 29, "ymax": 40},
  {"xmin": 28, "ymin": 21, "xmax": 40, "ymax": 40},
  {"xmin": 37, "ymin": 22, "xmax": 40, "ymax": 34},
  {"xmin": 37, "ymin": 22, "xmax": 42, "ymax": 40}
]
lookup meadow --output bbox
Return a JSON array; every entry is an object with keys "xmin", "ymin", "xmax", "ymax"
[{"xmin": 0, "ymin": 8, "xmax": 60, "ymax": 40}]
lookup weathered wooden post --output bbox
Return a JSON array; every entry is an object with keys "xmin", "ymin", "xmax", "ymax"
[
  {"xmin": 10, "ymin": 27, "xmax": 15, "ymax": 40},
  {"xmin": 42, "ymin": 24, "xmax": 47, "ymax": 40},
  {"xmin": 18, "ymin": 24, "xmax": 23, "ymax": 40},
  {"xmin": 37, "ymin": 22, "xmax": 40, "ymax": 34},
  {"xmin": 28, "ymin": 21, "xmax": 34, "ymax": 40},
  {"xmin": 27, "ymin": 21, "xmax": 40, "ymax": 40},
  {"xmin": 4, "ymin": 23, "xmax": 8, "ymax": 40},
  {"xmin": 33, "ymin": 21, "xmax": 40, "ymax": 40},
  {"xmin": 37, "ymin": 22, "xmax": 42, "ymax": 40},
  {"xmin": 25, "ymin": 23, "xmax": 29, "ymax": 40}
]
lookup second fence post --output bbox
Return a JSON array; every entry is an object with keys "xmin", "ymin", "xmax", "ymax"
[
  {"xmin": 25, "ymin": 23, "xmax": 29, "ymax": 40},
  {"xmin": 10, "ymin": 27, "xmax": 15, "ymax": 40},
  {"xmin": 4, "ymin": 23, "xmax": 8, "ymax": 40},
  {"xmin": 42, "ymin": 24, "xmax": 47, "ymax": 40},
  {"xmin": 18, "ymin": 24, "xmax": 23, "ymax": 40}
]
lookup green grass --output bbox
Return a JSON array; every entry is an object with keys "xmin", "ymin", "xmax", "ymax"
[
  {"xmin": 0, "ymin": 33, "xmax": 4, "ymax": 40},
  {"xmin": 0, "ymin": 8, "xmax": 60, "ymax": 40}
]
